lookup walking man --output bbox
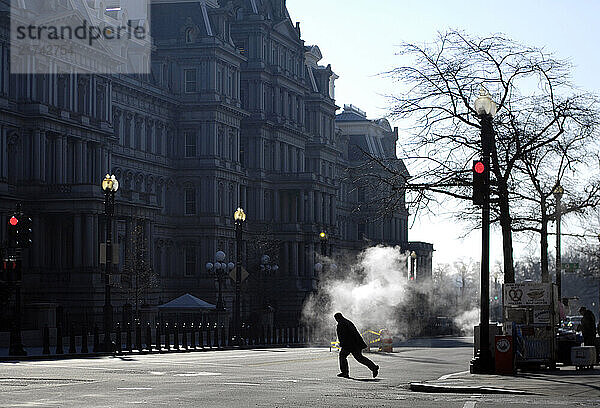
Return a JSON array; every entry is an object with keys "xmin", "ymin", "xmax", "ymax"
[
  {"xmin": 334, "ymin": 312, "xmax": 379, "ymax": 378},
  {"xmin": 578, "ymin": 306, "xmax": 597, "ymax": 347}
]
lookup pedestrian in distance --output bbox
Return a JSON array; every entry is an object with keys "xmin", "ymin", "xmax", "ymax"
[
  {"xmin": 578, "ymin": 306, "xmax": 597, "ymax": 347},
  {"xmin": 334, "ymin": 312, "xmax": 379, "ymax": 378}
]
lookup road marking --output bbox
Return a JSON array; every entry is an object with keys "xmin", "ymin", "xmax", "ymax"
[
  {"xmin": 438, "ymin": 370, "xmax": 470, "ymax": 381},
  {"xmin": 463, "ymin": 402, "xmax": 476, "ymax": 408},
  {"xmin": 217, "ymin": 382, "xmax": 260, "ymax": 386},
  {"xmin": 117, "ymin": 387, "xmax": 153, "ymax": 390},
  {"xmin": 174, "ymin": 372, "xmax": 222, "ymax": 376}
]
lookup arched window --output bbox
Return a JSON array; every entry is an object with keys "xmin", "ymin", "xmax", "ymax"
[{"xmin": 185, "ymin": 28, "xmax": 194, "ymax": 44}]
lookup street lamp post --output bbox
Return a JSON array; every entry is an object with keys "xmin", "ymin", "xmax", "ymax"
[
  {"xmin": 259, "ymin": 254, "xmax": 279, "ymax": 312},
  {"xmin": 471, "ymin": 90, "xmax": 497, "ymax": 374},
  {"xmin": 554, "ymin": 184, "xmax": 564, "ymax": 301},
  {"xmin": 233, "ymin": 207, "xmax": 246, "ymax": 345},
  {"xmin": 205, "ymin": 251, "xmax": 235, "ymax": 311},
  {"xmin": 319, "ymin": 232, "xmax": 328, "ymax": 256},
  {"xmin": 101, "ymin": 174, "xmax": 119, "ymax": 352},
  {"xmin": 410, "ymin": 251, "xmax": 417, "ymax": 281}
]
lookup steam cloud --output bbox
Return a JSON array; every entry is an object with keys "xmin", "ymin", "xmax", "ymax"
[
  {"xmin": 301, "ymin": 245, "xmax": 480, "ymax": 343},
  {"xmin": 302, "ymin": 246, "xmax": 412, "ymax": 341}
]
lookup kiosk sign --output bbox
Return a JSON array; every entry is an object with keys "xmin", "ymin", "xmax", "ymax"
[{"xmin": 504, "ymin": 283, "xmax": 551, "ymax": 306}]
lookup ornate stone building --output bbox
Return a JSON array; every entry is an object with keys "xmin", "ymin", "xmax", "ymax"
[{"xmin": 0, "ymin": 0, "xmax": 432, "ymax": 329}]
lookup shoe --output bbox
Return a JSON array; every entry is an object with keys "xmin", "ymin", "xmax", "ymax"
[
  {"xmin": 337, "ymin": 372, "xmax": 349, "ymax": 378},
  {"xmin": 372, "ymin": 365, "xmax": 379, "ymax": 378}
]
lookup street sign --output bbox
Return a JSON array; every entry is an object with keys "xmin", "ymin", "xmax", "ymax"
[
  {"xmin": 504, "ymin": 282, "xmax": 551, "ymax": 306},
  {"xmin": 561, "ymin": 262, "xmax": 579, "ymax": 271},
  {"xmin": 229, "ymin": 266, "xmax": 249, "ymax": 282}
]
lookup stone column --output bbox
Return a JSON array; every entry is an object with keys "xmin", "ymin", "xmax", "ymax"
[
  {"xmin": 75, "ymin": 140, "xmax": 83, "ymax": 183},
  {"xmin": 0, "ymin": 126, "xmax": 7, "ymax": 180},
  {"xmin": 39, "ymin": 132, "xmax": 46, "ymax": 183},
  {"xmin": 291, "ymin": 241, "xmax": 298, "ymax": 276},
  {"xmin": 74, "ymin": 214, "xmax": 82, "ymax": 267},
  {"xmin": 32, "ymin": 129, "xmax": 41, "ymax": 181},
  {"xmin": 308, "ymin": 191, "xmax": 314, "ymax": 222},
  {"xmin": 95, "ymin": 145, "xmax": 102, "ymax": 182},
  {"xmin": 56, "ymin": 136, "xmax": 64, "ymax": 183},
  {"xmin": 84, "ymin": 214, "xmax": 94, "ymax": 267},
  {"xmin": 274, "ymin": 190, "xmax": 280, "ymax": 221},
  {"xmin": 299, "ymin": 190, "xmax": 305, "ymax": 222}
]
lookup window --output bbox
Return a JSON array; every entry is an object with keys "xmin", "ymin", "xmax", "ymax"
[
  {"xmin": 184, "ymin": 248, "xmax": 196, "ymax": 277},
  {"xmin": 184, "ymin": 131, "xmax": 196, "ymax": 157},
  {"xmin": 184, "ymin": 188, "xmax": 196, "ymax": 215},
  {"xmin": 184, "ymin": 69, "xmax": 197, "ymax": 93},
  {"xmin": 185, "ymin": 28, "xmax": 194, "ymax": 44}
]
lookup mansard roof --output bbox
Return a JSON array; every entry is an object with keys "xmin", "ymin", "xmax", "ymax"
[{"xmin": 152, "ymin": 0, "xmax": 217, "ymax": 40}]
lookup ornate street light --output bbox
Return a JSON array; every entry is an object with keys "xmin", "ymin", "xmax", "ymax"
[
  {"xmin": 471, "ymin": 89, "xmax": 497, "ymax": 374},
  {"xmin": 259, "ymin": 254, "xmax": 279, "ymax": 312},
  {"xmin": 319, "ymin": 231, "xmax": 328, "ymax": 256},
  {"xmin": 233, "ymin": 207, "xmax": 246, "ymax": 345},
  {"xmin": 101, "ymin": 174, "xmax": 119, "ymax": 352},
  {"xmin": 206, "ymin": 251, "xmax": 235, "ymax": 311},
  {"xmin": 553, "ymin": 184, "xmax": 564, "ymax": 299}
]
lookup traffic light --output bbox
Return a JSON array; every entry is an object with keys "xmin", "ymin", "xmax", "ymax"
[
  {"xmin": 472, "ymin": 159, "xmax": 488, "ymax": 205},
  {"xmin": 6, "ymin": 213, "xmax": 32, "ymax": 248},
  {"xmin": 7, "ymin": 214, "xmax": 19, "ymax": 247}
]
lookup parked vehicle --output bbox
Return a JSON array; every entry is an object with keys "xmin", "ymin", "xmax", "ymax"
[{"xmin": 562, "ymin": 315, "xmax": 583, "ymax": 332}]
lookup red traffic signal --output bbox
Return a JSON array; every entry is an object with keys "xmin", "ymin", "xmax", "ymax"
[
  {"xmin": 474, "ymin": 161, "xmax": 485, "ymax": 174},
  {"xmin": 9, "ymin": 216, "xmax": 18, "ymax": 226},
  {"xmin": 472, "ymin": 160, "xmax": 488, "ymax": 205}
]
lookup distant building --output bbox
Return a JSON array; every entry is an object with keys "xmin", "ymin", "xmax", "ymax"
[
  {"xmin": 0, "ymin": 0, "xmax": 432, "ymax": 331},
  {"xmin": 336, "ymin": 104, "xmax": 433, "ymax": 280}
]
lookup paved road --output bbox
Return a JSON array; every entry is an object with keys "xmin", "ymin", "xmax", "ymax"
[{"xmin": 0, "ymin": 337, "xmax": 598, "ymax": 407}]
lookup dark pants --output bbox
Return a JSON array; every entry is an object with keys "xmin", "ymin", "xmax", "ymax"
[
  {"xmin": 339, "ymin": 348, "xmax": 377, "ymax": 375},
  {"xmin": 583, "ymin": 334, "xmax": 595, "ymax": 347}
]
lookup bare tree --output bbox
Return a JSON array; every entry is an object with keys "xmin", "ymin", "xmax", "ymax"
[
  {"xmin": 121, "ymin": 221, "xmax": 159, "ymax": 321},
  {"xmin": 353, "ymin": 30, "xmax": 600, "ymax": 283}
]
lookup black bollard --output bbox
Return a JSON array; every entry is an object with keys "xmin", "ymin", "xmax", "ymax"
[
  {"xmin": 181, "ymin": 323, "xmax": 188, "ymax": 350},
  {"xmin": 56, "ymin": 324, "xmax": 64, "ymax": 354},
  {"xmin": 174, "ymin": 324, "xmax": 180, "ymax": 351},
  {"xmin": 164, "ymin": 323, "xmax": 170, "ymax": 351},
  {"xmin": 146, "ymin": 323, "xmax": 152, "ymax": 352},
  {"xmin": 221, "ymin": 325, "xmax": 226, "ymax": 348},
  {"xmin": 208, "ymin": 324, "xmax": 213, "ymax": 349},
  {"xmin": 69, "ymin": 324, "xmax": 76, "ymax": 354},
  {"xmin": 114, "ymin": 323, "xmax": 121, "ymax": 354},
  {"xmin": 43, "ymin": 325, "xmax": 50, "ymax": 355},
  {"xmin": 126, "ymin": 323, "xmax": 132, "ymax": 352},
  {"xmin": 92, "ymin": 324, "xmax": 99, "ymax": 352},
  {"xmin": 199, "ymin": 323, "xmax": 204, "ymax": 349},
  {"xmin": 155, "ymin": 323, "xmax": 162, "ymax": 352},
  {"xmin": 215, "ymin": 324, "xmax": 220, "ymax": 349},
  {"xmin": 189, "ymin": 323, "xmax": 196, "ymax": 350},
  {"xmin": 136, "ymin": 322, "xmax": 143, "ymax": 352}
]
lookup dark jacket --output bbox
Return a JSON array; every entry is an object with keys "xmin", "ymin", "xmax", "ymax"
[
  {"xmin": 581, "ymin": 310, "xmax": 597, "ymax": 338},
  {"xmin": 336, "ymin": 316, "xmax": 368, "ymax": 352}
]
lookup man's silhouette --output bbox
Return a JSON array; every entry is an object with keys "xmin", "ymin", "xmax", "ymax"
[{"xmin": 334, "ymin": 312, "xmax": 379, "ymax": 378}]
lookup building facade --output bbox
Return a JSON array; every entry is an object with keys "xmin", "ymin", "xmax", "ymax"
[{"xmin": 0, "ymin": 0, "xmax": 432, "ymax": 330}]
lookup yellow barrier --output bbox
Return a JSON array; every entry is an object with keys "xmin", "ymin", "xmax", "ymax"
[{"xmin": 330, "ymin": 329, "xmax": 392, "ymax": 352}]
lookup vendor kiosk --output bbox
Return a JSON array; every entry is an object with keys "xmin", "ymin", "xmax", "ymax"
[{"xmin": 503, "ymin": 282, "xmax": 558, "ymax": 369}]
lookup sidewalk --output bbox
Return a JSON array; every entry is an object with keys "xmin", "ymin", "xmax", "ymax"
[{"xmin": 411, "ymin": 366, "xmax": 600, "ymax": 397}]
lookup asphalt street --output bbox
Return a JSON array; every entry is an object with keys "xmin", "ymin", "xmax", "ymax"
[{"xmin": 0, "ymin": 337, "xmax": 598, "ymax": 407}]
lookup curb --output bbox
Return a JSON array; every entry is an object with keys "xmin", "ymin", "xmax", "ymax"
[
  {"xmin": 409, "ymin": 382, "xmax": 534, "ymax": 395},
  {"xmin": 0, "ymin": 343, "xmax": 317, "ymax": 362}
]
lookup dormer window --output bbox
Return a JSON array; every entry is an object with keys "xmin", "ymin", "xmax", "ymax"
[{"xmin": 185, "ymin": 28, "xmax": 194, "ymax": 44}]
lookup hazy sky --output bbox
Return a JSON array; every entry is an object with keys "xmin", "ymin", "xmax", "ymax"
[{"xmin": 287, "ymin": 0, "xmax": 600, "ymax": 267}]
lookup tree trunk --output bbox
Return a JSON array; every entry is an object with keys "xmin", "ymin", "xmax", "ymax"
[{"xmin": 497, "ymin": 181, "xmax": 515, "ymax": 283}]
